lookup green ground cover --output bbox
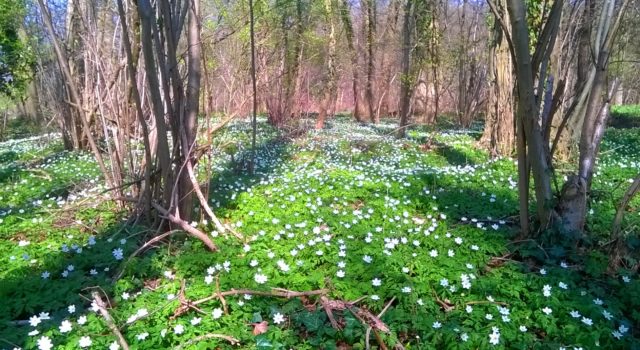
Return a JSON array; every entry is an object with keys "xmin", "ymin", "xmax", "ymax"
[{"xmin": 0, "ymin": 116, "xmax": 638, "ymax": 350}]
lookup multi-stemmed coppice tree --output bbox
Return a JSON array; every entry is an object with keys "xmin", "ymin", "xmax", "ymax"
[{"xmin": 490, "ymin": 0, "xmax": 631, "ymax": 240}]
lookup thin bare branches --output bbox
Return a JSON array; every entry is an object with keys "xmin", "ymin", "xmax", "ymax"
[
  {"xmin": 193, "ymin": 288, "xmax": 329, "ymax": 306},
  {"xmin": 151, "ymin": 202, "xmax": 218, "ymax": 251},
  {"xmin": 174, "ymin": 333, "xmax": 240, "ymax": 349},
  {"xmin": 91, "ymin": 291, "xmax": 130, "ymax": 350}
]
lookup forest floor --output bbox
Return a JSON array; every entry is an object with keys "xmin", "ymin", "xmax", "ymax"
[{"xmin": 0, "ymin": 112, "xmax": 639, "ymax": 350}]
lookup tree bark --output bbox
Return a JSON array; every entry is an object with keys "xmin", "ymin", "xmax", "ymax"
[
  {"xmin": 179, "ymin": 0, "xmax": 202, "ymax": 222},
  {"xmin": 363, "ymin": 0, "xmax": 377, "ymax": 123},
  {"xmin": 36, "ymin": 0, "xmax": 113, "ymax": 188},
  {"xmin": 558, "ymin": 0, "xmax": 630, "ymax": 234},
  {"xmin": 397, "ymin": 0, "xmax": 413, "ymax": 138},
  {"xmin": 340, "ymin": 0, "xmax": 362, "ymax": 122},
  {"xmin": 481, "ymin": 0, "xmax": 515, "ymax": 157},
  {"xmin": 316, "ymin": 0, "xmax": 338, "ymax": 130},
  {"xmin": 608, "ymin": 174, "xmax": 640, "ymax": 272},
  {"xmin": 116, "ymin": 0, "xmax": 154, "ymax": 216},
  {"xmin": 138, "ymin": 0, "xmax": 173, "ymax": 208},
  {"xmin": 507, "ymin": 0, "xmax": 556, "ymax": 230},
  {"xmin": 249, "ymin": 0, "xmax": 258, "ymax": 168}
]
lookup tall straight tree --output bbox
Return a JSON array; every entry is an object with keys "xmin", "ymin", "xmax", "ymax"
[
  {"xmin": 249, "ymin": 0, "xmax": 258, "ymax": 167},
  {"xmin": 315, "ymin": 0, "xmax": 338, "ymax": 129},
  {"xmin": 265, "ymin": 0, "xmax": 305, "ymax": 125},
  {"xmin": 362, "ymin": 0, "xmax": 377, "ymax": 123},
  {"xmin": 557, "ymin": 0, "xmax": 631, "ymax": 234},
  {"xmin": 480, "ymin": 0, "xmax": 515, "ymax": 157},
  {"xmin": 397, "ymin": 0, "xmax": 414, "ymax": 137},
  {"xmin": 397, "ymin": 0, "xmax": 431, "ymax": 138},
  {"xmin": 339, "ymin": 0, "xmax": 362, "ymax": 122}
]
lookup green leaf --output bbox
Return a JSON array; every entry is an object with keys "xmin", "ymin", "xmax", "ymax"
[{"xmin": 256, "ymin": 335, "xmax": 273, "ymax": 349}]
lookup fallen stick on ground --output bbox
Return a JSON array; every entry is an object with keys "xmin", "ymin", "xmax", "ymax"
[
  {"xmin": 91, "ymin": 291, "xmax": 130, "ymax": 350},
  {"xmin": 152, "ymin": 202, "xmax": 218, "ymax": 251},
  {"xmin": 364, "ymin": 296, "xmax": 396, "ymax": 350},
  {"xmin": 194, "ymin": 288, "xmax": 329, "ymax": 305},
  {"xmin": 113, "ymin": 229, "xmax": 180, "ymax": 281},
  {"xmin": 174, "ymin": 333, "xmax": 240, "ymax": 349}
]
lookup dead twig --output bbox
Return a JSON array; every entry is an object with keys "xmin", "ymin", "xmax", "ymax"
[
  {"xmin": 464, "ymin": 300, "xmax": 509, "ymax": 307},
  {"xmin": 171, "ymin": 280, "xmax": 207, "ymax": 320},
  {"xmin": 194, "ymin": 288, "xmax": 329, "ymax": 306},
  {"xmin": 365, "ymin": 296, "xmax": 396, "ymax": 350},
  {"xmin": 507, "ymin": 239, "xmax": 549, "ymax": 259},
  {"xmin": 431, "ymin": 288, "xmax": 455, "ymax": 313},
  {"xmin": 151, "ymin": 202, "xmax": 218, "ymax": 251},
  {"xmin": 216, "ymin": 276, "xmax": 229, "ymax": 315},
  {"xmin": 320, "ymin": 296, "xmax": 340, "ymax": 330},
  {"xmin": 91, "ymin": 291, "xmax": 129, "ymax": 350},
  {"xmin": 174, "ymin": 333, "xmax": 240, "ymax": 349},
  {"xmin": 223, "ymin": 223, "xmax": 245, "ymax": 241},
  {"xmin": 113, "ymin": 230, "xmax": 180, "ymax": 282}
]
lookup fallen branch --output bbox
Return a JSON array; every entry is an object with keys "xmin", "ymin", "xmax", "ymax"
[
  {"xmin": 223, "ymin": 223, "xmax": 245, "ymax": 241},
  {"xmin": 216, "ymin": 276, "xmax": 229, "ymax": 315},
  {"xmin": 507, "ymin": 239, "xmax": 549, "ymax": 260},
  {"xmin": 6, "ymin": 320, "xmax": 30, "ymax": 326},
  {"xmin": 320, "ymin": 296, "xmax": 340, "ymax": 329},
  {"xmin": 113, "ymin": 230, "xmax": 180, "ymax": 281},
  {"xmin": 365, "ymin": 297, "xmax": 396, "ymax": 350},
  {"xmin": 151, "ymin": 202, "xmax": 218, "ymax": 251},
  {"xmin": 170, "ymin": 288, "xmax": 328, "ymax": 328},
  {"xmin": 92, "ymin": 291, "xmax": 130, "ymax": 350},
  {"xmin": 174, "ymin": 333, "xmax": 240, "ymax": 349},
  {"xmin": 431, "ymin": 289, "xmax": 455, "ymax": 313},
  {"xmin": 609, "ymin": 173, "xmax": 640, "ymax": 273},
  {"xmin": 171, "ymin": 280, "xmax": 206, "ymax": 320},
  {"xmin": 464, "ymin": 300, "xmax": 509, "ymax": 307},
  {"xmin": 194, "ymin": 288, "xmax": 329, "ymax": 306}
]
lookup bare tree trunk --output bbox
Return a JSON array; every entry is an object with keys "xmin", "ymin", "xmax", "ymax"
[
  {"xmin": 481, "ymin": 0, "xmax": 515, "ymax": 157},
  {"xmin": 608, "ymin": 174, "xmax": 640, "ymax": 272},
  {"xmin": 138, "ymin": 0, "xmax": 173, "ymax": 208},
  {"xmin": 0, "ymin": 109, "xmax": 7, "ymax": 141},
  {"xmin": 116, "ymin": 0, "xmax": 154, "ymax": 216},
  {"xmin": 507, "ymin": 0, "xmax": 556, "ymax": 230},
  {"xmin": 178, "ymin": 0, "xmax": 203, "ymax": 222},
  {"xmin": 554, "ymin": 1, "xmax": 593, "ymax": 159},
  {"xmin": 340, "ymin": 0, "xmax": 362, "ymax": 122},
  {"xmin": 363, "ymin": 0, "xmax": 377, "ymax": 123},
  {"xmin": 36, "ymin": 0, "xmax": 113, "ymax": 188},
  {"xmin": 133, "ymin": 0, "xmax": 218, "ymax": 249},
  {"xmin": 397, "ymin": 0, "xmax": 413, "ymax": 138},
  {"xmin": 316, "ymin": 0, "xmax": 338, "ymax": 130},
  {"xmin": 249, "ymin": 0, "xmax": 258, "ymax": 167},
  {"xmin": 267, "ymin": 0, "xmax": 304, "ymax": 126},
  {"xmin": 23, "ymin": 80, "xmax": 43, "ymax": 122},
  {"xmin": 558, "ymin": 0, "xmax": 630, "ymax": 234}
]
